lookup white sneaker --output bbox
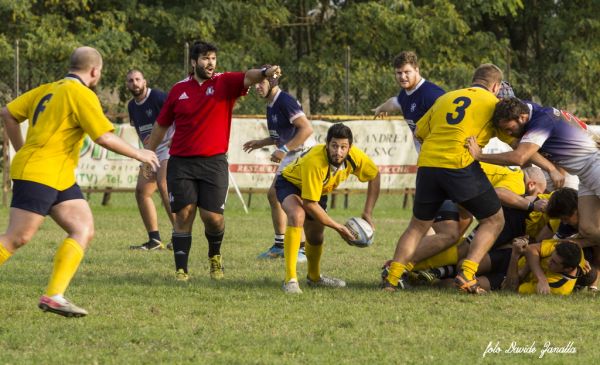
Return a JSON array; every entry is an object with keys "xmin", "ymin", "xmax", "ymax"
[
  {"xmin": 297, "ymin": 247, "xmax": 307, "ymax": 263},
  {"xmin": 307, "ymin": 275, "xmax": 346, "ymax": 288},
  {"xmin": 38, "ymin": 295, "xmax": 88, "ymax": 317},
  {"xmin": 282, "ymin": 278, "xmax": 303, "ymax": 294}
]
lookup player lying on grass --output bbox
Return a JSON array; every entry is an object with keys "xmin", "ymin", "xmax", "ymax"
[{"xmin": 276, "ymin": 123, "xmax": 380, "ymax": 294}]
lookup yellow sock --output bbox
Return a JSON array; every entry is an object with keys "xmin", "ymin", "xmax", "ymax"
[
  {"xmin": 406, "ymin": 262, "xmax": 415, "ymax": 272},
  {"xmin": 413, "ymin": 245, "xmax": 459, "ymax": 271},
  {"xmin": 0, "ymin": 243, "xmax": 12, "ymax": 265},
  {"xmin": 387, "ymin": 261, "xmax": 407, "ymax": 286},
  {"xmin": 45, "ymin": 238, "xmax": 85, "ymax": 297},
  {"xmin": 284, "ymin": 226, "xmax": 302, "ymax": 283},
  {"xmin": 461, "ymin": 259, "xmax": 479, "ymax": 281},
  {"xmin": 305, "ymin": 241, "xmax": 323, "ymax": 282}
]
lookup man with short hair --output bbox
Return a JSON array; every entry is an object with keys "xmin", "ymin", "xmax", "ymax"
[
  {"xmin": 277, "ymin": 123, "xmax": 380, "ymax": 294},
  {"xmin": 145, "ymin": 40, "xmax": 282, "ymax": 282},
  {"xmin": 243, "ymin": 67, "xmax": 314, "ymax": 262},
  {"xmin": 126, "ymin": 69, "xmax": 175, "ymax": 250},
  {"xmin": 0, "ymin": 46, "xmax": 159, "ymax": 317},
  {"xmin": 372, "ymin": 50, "xmax": 445, "ymax": 152},
  {"xmin": 467, "ymin": 97, "xmax": 600, "ymax": 246},
  {"xmin": 383, "ymin": 64, "xmax": 507, "ymax": 294}
]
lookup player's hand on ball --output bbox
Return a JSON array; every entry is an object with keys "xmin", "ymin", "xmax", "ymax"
[
  {"xmin": 336, "ymin": 224, "xmax": 357, "ymax": 242},
  {"xmin": 361, "ymin": 213, "xmax": 375, "ymax": 230}
]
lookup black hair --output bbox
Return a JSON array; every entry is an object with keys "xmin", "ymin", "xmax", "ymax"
[
  {"xmin": 546, "ymin": 187, "xmax": 578, "ymax": 218},
  {"xmin": 326, "ymin": 123, "xmax": 353, "ymax": 145},
  {"xmin": 555, "ymin": 241, "xmax": 582, "ymax": 270},
  {"xmin": 190, "ymin": 41, "xmax": 218, "ymax": 61},
  {"xmin": 492, "ymin": 97, "xmax": 529, "ymax": 128}
]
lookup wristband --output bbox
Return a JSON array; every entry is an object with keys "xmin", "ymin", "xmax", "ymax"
[
  {"xmin": 527, "ymin": 201, "xmax": 535, "ymax": 213},
  {"xmin": 278, "ymin": 145, "xmax": 289, "ymax": 153}
]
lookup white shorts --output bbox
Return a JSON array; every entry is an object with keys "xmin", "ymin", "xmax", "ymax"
[
  {"xmin": 276, "ymin": 149, "xmax": 304, "ymax": 174},
  {"xmin": 558, "ymin": 151, "xmax": 600, "ymax": 196}
]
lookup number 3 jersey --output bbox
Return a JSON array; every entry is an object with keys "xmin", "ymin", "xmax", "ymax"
[
  {"xmin": 6, "ymin": 75, "xmax": 114, "ymax": 190},
  {"xmin": 415, "ymin": 86, "xmax": 499, "ymax": 169}
]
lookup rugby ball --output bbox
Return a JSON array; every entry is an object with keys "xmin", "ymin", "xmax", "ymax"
[{"xmin": 344, "ymin": 217, "xmax": 374, "ymax": 248}]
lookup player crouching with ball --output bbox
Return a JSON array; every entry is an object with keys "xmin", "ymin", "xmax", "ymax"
[{"xmin": 275, "ymin": 123, "xmax": 380, "ymax": 293}]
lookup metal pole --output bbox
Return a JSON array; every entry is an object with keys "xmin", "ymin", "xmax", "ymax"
[
  {"xmin": 4, "ymin": 39, "xmax": 19, "ymax": 206},
  {"xmin": 345, "ymin": 46, "xmax": 350, "ymax": 115},
  {"xmin": 184, "ymin": 42, "xmax": 189, "ymax": 76}
]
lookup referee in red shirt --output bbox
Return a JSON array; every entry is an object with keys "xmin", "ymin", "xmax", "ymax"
[{"xmin": 145, "ymin": 41, "xmax": 281, "ymax": 281}]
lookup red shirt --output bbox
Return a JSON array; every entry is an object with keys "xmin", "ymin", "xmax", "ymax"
[{"xmin": 156, "ymin": 72, "xmax": 247, "ymax": 156}]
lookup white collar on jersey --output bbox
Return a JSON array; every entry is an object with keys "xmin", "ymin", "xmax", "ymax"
[
  {"xmin": 134, "ymin": 88, "xmax": 152, "ymax": 106},
  {"xmin": 404, "ymin": 78, "xmax": 426, "ymax": 96},
  {"xmin": 268, "ymin": 89, "xmax": 282, "ymax": 107}
]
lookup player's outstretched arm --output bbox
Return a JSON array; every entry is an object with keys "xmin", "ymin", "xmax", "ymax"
[
  {"xmin": 0, "ymin": 107, "xmax": 24, "ymax": 151},
  {"xmin": 372, "ymin": 97, "xmax": 401, "ymax": 119},
  {"xmin": 362, "ymin": 172, "xmax": 380, "ymax": 228},
  {"xmin": 244, "ymin": 65, "xmax": 281, "ymax": 88},
  {"xmin": 523, "ymin": 243, "xmax": 550, "ymax": 294},
  {"xmin": 94, "ymin": 132, "xmax": 159, "ymax": 170},
  {"xmin": 243, "ymin": 137, "xmax": 274, "ymax": 153},
  {"xmin": 303, "ymin": 200, "xmax": 355, "ymax": 242}
]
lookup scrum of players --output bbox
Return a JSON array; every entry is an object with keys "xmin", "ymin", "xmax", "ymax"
[{"xmin": 373, "ymin": 51, "xmax": 599, "ymax": 296}]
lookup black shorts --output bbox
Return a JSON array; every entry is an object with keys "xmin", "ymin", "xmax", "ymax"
[
  {"xmin": 433, "ymin": 200, "xmax": 460, "ymax": 223},
  {"xmin": 414, "ymin": 162, "xmax": 501, "ymax": 221},
  {"xmin": 486, "ymin": 248, "xmax": 512, "ymax": 290},
  {"xmin": 167, "ymin": 154, "xmax": 229, "ymax": 214},
  {"xmin": 274, "ymin": 175, "xmax": 327, "ymax": 220},
  {"xmin": 491, "ymin": 207, "xmax": 528, "ymax": 248},
  {"xmin": 11, "ymin": 180, "xmax": 84, "ymax": 216}
]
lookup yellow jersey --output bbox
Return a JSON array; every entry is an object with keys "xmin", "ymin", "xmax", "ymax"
[
  {"xmin": 518, "ymin": 239, "xmax": 584, "ymax": 296},
  {"xmin": 281, "ymin": 144, "xmax": 378, "ymax": 201},
  {"xmin": 525, "ymin": 193, "xmax": 554, "ymax": 238},
  {"xmin": 7, "ymin": 76, "xmax": 114, "ymax": 190},
  {"xmin": 415, "ymin": 86, "xmax": 498, "ymax": 169},
  {"xmin": 481, "ymin": 162, "xmax": 525, "ymax": 195}
]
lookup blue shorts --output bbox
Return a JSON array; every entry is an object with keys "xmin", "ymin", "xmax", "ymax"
[
  {"xmin": 11, "ymin": 180, "xmax": 84, "ymax": 216},
  {"xmin": 274, "ymin": 176, "xmax": 327, "ymax": 219}
]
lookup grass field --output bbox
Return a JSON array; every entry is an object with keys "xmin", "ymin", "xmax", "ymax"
[{"xmin": 0, "ymin": 191, "xmax": 598, "ymax": 364}]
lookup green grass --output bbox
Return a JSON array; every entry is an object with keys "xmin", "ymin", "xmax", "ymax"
[{"xmin": 0, "ymin": 192, "xmax": 598, "ymax": 364}]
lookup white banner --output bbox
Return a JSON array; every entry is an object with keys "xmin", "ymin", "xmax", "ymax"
[{"xmin": 9, "ymin": 119, "xmax": 421, "ymax": 190}]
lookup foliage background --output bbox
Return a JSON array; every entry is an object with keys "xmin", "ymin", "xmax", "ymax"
[{"xmin": 0, "ymin": 0, "xmax": 599, "ymax": 118}]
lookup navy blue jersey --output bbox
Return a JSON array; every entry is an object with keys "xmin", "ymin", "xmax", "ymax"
[
  {"xmin": 521, "ymin": 102, "xmax": 597, "ymax": 164},
  {"xmin": 128, "ymin": 88, "xmax": 167, "ymax": 143},
  {"xmin": 396, "ymin": 79, "xmax": 445, "ymax": 133},
  {"xmin": 267, "ymin": 90, "xmax": 306, "ymax": 148}
]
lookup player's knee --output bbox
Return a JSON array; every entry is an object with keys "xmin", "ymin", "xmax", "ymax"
[
  {"xmin": 203, "ymin": 215, "xmax": 224, "ymax": 232},
  {"xmin": 10, "ymin": 232, "xmax": 34, "ymax": 248},
  {"xmin": 286, "ymin": 209, "xmax": 305, "ymax": 227}
]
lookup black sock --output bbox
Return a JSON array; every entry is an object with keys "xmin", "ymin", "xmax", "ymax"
[
  {"xmin": 172, "ymin": 232, "xmax": 192, "ymax": 273},
  {"xmin": 206, "ymin": 230, "xmax": 224, "ymax": 257},
  {"xmin": 432, "ymin": 265, "xmax": 456, "ymax": 279},
  {"xmin": 149, "ymin": 231, "xmax": 161, "ymax": 242}
]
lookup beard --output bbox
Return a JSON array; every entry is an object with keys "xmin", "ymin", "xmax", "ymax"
[
  {"xmin": 129, "ymin": 87, "xmax": 145, "ymax": 97},
  {"xmin": 327, "ymin": 153, "xmax": 346, "ymax": 168},
  {"xmin": 195, "ymin": 66, "xmax": 211, "ymax": 80}
]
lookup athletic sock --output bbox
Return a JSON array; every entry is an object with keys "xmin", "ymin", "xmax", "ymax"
[
  {"xmin": 387, "ymin": 261, "xmax": 407, "ymax": 286},
  {"xmin": 273, "ymin": 234, "xmax": 284, "ymax": 249},
  {"xmin": 305, "ymin": 241, "xmax": 323, "ymax": 281},
  {"xmin": 461, "ymin": 259, "xmax": 479, "ymax": 281},
  {"xmin": 206, "ymin": 230, "xmax": 224, "ymax": 258},
  {"xmin": 406, "ymin": 262, "xmax": 415, "ymax": 272},
  {"xmin": 284, "ymin": 226, "xmax": 302, "ymax": 282},
  {"xmin": 148, "ymin": 231, "xmax": 161, "ymax": 242},
  {"xmin": 46, "ymin": 238, "xmax": 84, "ymax": 297},
  {"xmin": 432, "ymin": 265, "xmax": 456, "ymax": 279},
  {"xmin": 172, "ymin": 232, "xmax": 192, "ymax": 273},
  {"xmin": 0, "ymin": 243, "xmax": 12, "ymax": 265}
]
